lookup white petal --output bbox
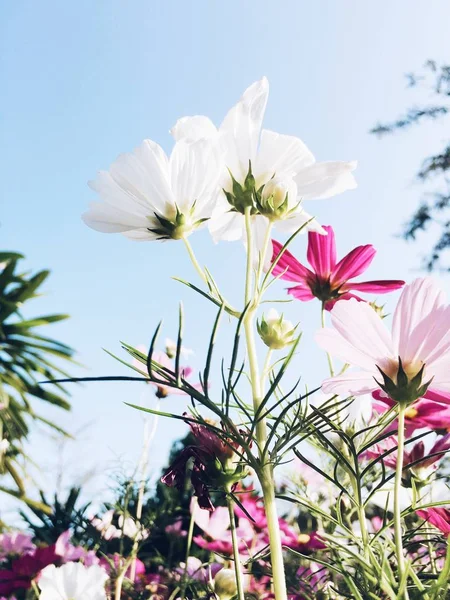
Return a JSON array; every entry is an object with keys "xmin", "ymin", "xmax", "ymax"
[
  {"xmin": 90, "ymin": 140, "xmax": 173, "ymax": 216},
  {"xmin": 392, "ymin": 277, "xmax": 447, "ymax": 362},
  {"xmin": 321, "ymin": 371, "xmax": 378, "ymax": 397},
  {"xmin": 169, "ymin": 139, "xmax": 222, "ymax": 215},
  {"xmin": 255, "ymin": 129, "xmax": 315, "ymax": 183},
  {"xmin": 294, "ymin": 160, "xmax": 357, "ymax": 200},
  {"xmin": 208, "ymin": 200, "xmax": 244, "ymax": 243},
  {"xmin": 316, "ymin": 328, "xmax": 380, "ymax": 372},
  {"xmin": 276, "ymin": 209, "xmax": 325, "ymax": 235},
  {"xmin": 122, "ymin": 228, "xmax": 162, "ymax": 241},
  {"xmin": 88, "ymin": 170, "xmax": 151, "ymax": 217},
  {"xmin": 82, "ymin": 202, "xmax": 147, "ymax": 233},
  {"xmin": 318, "ymin": 299, "xmax": 394, "ymax": 367},
  {"xmin": 126, "ymin": 139, "xmax": 174, "ymax": 212},
  {"xmin": 220, "ymin": 77, "xmax": 269, "ymax": 179},
  {"xmin": 170, "ymin": 115, "xmax": 218, "ymax": 142}
]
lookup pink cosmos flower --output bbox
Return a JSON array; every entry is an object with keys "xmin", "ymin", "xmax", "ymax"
[
  {"xmin": 165, "ymin": 519, "xmax": 187, "ymax": 537},
  {"xmin": 133, "ymin": 347, "xmax": 199, "ymax": 398},
  {"xmin": 271, "ymin": 226, "xmax": 404, "ymax": 309},
  {"xmin": 175, "ymin": 557, "xmax": 222, "ymax": 582},
  {"xmin": 192, "ymin": 506, "xmax": 255, "ymax": 555},
  {"xmin": 316, "ymin": 278, "xmax": 450, "ymax": 399},
  {"xmin": 373, "ymin": 394, "xmax": 450, "ymax": 434},
  {"xmin": 416, "ymin": 507, "xmax": 450, "ymax": 536},
  {"xmin": 99, "ymin": 554, "xmax": 145, "ymax": 582},
  {"xmin": 365, "ymin": 434, "xmax": 450, "ymax": 479},
  {"xmin": 0, "ymin": 533, "xmax": 35, "ymax": 559},
  {"xmin": 279, "ymin": 528, "xmax": 326, "ymax": 553}
]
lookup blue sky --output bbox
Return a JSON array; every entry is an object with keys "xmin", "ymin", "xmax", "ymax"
[{"xmin": 1, "ymin": 1, "xmax": 450, "ymax": 515}]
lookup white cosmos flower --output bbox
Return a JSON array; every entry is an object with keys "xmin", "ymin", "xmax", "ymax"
[
  {"xmin": 83, "ymin": 137, "xmax": 222, "ymax": 241},
  {"xmin": 171, "ymin": 77, "xmax": 357, "ymax": 254},
  {"xmin": 38, "ymin": 562, "xmax": 108, "ymax": 600}
]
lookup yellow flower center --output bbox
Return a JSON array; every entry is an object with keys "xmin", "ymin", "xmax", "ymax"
[
  {"xmin": 404, "ymin": 407, "xmax": 419, "ymax": 420},
  {"xmin": 383, "ymin": 358, "xmax": 424, "ymax": 382},
  {"xmin": 297, "ymin": 534, "xmax": 311, "ymax": 545}
]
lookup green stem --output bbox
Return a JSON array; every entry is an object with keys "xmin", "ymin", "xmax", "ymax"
[
  {"xmin": 183, "ymin": 237, "xmax": 207, "ymax": 283},
  {"xmin": 114, "ymin": 565, "xmax": 128, "ymax": 600},
  {"xmin": 243, "ymin": 207, "xmax": 288, "ymax": 600},
  {"xmin": 256, "ymin": 221, "xmax": 274, "ymax": 295},
  {"xmin": 394, "ymin": 404, "xmax": 409, "ymax": 600},
  {"xmin": 320, "ymin": 304, "xmax": 335, "ymax": 377},
  {"xmin": 261, "ymin": 349, "xmax": 273, "ymax": 390},
  {"xmin": 180, "ymin": 499, "xmax": 196, "ymax": 599},
  {"xmin": 226, "ymin": 490, "xmax": 246, "ymax": 600},
  {"xmin": 130, "ymin": 398, "xmax": 160, "ymax": 581}
]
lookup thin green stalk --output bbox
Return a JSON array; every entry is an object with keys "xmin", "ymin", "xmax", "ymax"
[
  {"xmin": 226, "ymin": 489, "xmax": 246, "ymax": 600},
  {"xmin": 256, "ymin": 221, "xmax": 274, "ymax": 295},
  {"xmin": 320, "ymin": 304, "xmax": 335, "ymax": 376},
  {"xmin": 183, "ymin": 237, "xmax": 207, "ymax": 283},
  {"xmin": 130, "ymin": 397, "xmax": 160, "ymax": 581},
  {"xmin": 180, "ymin": 499, "xmax": 197, "ymax": 599},
  {"xmin": 261, "ymin": 349, "xmax": 273, "ymax": 390},
  {"xmin": 243, "ymin": 207, "xmax": 288, "ymax": 600},
  {"xmin": 394, "ymin": 404, "xmax": 409, "ymax": 600},
  {"xmin": 114, "ymin": 562, "xmax": 130, "ymax": 600}
]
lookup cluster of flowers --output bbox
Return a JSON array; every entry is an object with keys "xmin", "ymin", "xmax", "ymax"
[
  {"xmin": 41, "ymin": 74, "xmax": 450, "ymax": 598},
  {"xmin": 0, "ymin": 475, "xmax": 338, "ymax": 600}
]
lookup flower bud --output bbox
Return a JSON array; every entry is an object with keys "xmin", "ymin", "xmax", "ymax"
[
  {"xmin": 214, "ymin": 569, "xmax": 238, "ymax": 600},
  {"xmin": 258, "ymin": 177, "xmax": 298, "ymax": 220},
  {"xmin": 257, "ymin": 309, "xmax": 297, "ymax": 350}
]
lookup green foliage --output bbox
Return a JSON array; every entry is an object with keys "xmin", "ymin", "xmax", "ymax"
[
  {"xmin": 20, "ymin": 487, "xmax": 91, "ymax": 545},
  {"xmin": 0, "ymin": 252, "xmax": 75, "ymax": 510},
  {"xmin": 371, "ymin": 60, "xmax": 450, "ymax": 271}
]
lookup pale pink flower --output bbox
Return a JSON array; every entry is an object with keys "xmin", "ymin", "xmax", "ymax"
[
  {"xmin": 0, "ymin": 533, "xmax": 35, "ymax": 559},
  {"xmin": 133, "ymin": 346, "xmax": 199, "ymax": 398},
  {"xmin": 316, "ymin": 278, "xmax": 450, "ymax": 400},
  {"xmin": 272, "ymin": 226, "xmax": 404, "ymax": 309},
  {"xmin": 192, "ymin": 506, "xmax": 255, "ymax": 555}
]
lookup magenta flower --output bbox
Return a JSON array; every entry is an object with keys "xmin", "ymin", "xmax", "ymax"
[
  {"xmin": 0, "ymin": 543, "xmax": 59, "ymax": 596},
  {"xmin": 280, "ymin": 528, "xmax": 326, "ymax": 553},
  {"xmin": 271, "ymin": 226, "xmax": 404, "ymax": 309},
  {"xmin": 416, "ymin": 507, "xmax": 450, "ymax": 536},
  {"xmin": 233, "ymin": 490, "xmax": 268, "ymax": 530},
  {"xmin": 373, "ymin": 394, "xmax": 450, "ymax": 434},
  {"xmin": 161, "ymin": 417, "xmax": 248, "ymax": 511},
  {"xmin": 365, "ymin": 434, "xmax": 450, "ymax": 480},
  {"xmin": 316, "ymin": 278, "xmax": 450, "ymax": 399},
  {"xmin": 99, "ymin": 554, "xmax": 145, "ymax": 582}
]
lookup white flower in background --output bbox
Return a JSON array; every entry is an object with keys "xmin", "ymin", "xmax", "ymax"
[
  {"xmin": 118, "ymin": 515, "xmax": 149, "ymax": 541},
  {"xmin": 38, "ymin": 562, "xmax": 108, "ymax": 600},
  {"xmin": 83, "ymin": 138, "xmax": 222, "ymax": 241},
  {"xmin": 171, "ymin": 77, "xmax": 357, "ymax": 256},
  {"xmin": 91, "ymin": 510, "xmax": 148, "ymax": 541},
  {"xmin": 91, "ymin": 509, "xmax": 120, "ymax": 540},
  {"xmin": 165, "ymin": 337, "xmax": 194, "ymax": 359}
]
